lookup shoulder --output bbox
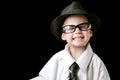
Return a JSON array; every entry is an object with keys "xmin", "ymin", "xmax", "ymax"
[
  {"xmin": 90, "ymin": 53, "xmax": 111, "ymax": 79},
  {"xmin": 39, "ymin": 50, "xmax": 65, "ymax": 70},
  {"xmin": 92, "ymin": 53, "xmax": 103, "ymax": 62},
  {"xmin": 46, "ymin": 50, "xmax": 65, "ymax": 64},
  {"xmin": 39, "ymin": 50, "xmax": 66, "ymax": 79},
  {"xmin": 92, "ymin": 53, "xmax": 104, "ymax": 66},
  {"xmin": 91, "ymin": 53, "xmax": 108, "ymax": 71}
]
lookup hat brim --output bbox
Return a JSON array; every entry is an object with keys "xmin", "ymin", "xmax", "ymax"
[{"xmin": 50, "ymin": 13, "xmax": 101, "ymax": 42}]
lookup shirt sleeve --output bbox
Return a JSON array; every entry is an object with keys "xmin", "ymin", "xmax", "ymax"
[
  {"xmin": 30, "ymin": 53, "xmax": 60, "ymax": 80},
  {"xmin": 99, "ymin": 63, "xmax": 111, "ymax": 80},
  {"xmin": 92, "ymin": 54, "xmax": 111, "ymax": 80}
]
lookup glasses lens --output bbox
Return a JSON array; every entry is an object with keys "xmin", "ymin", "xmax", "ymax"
[
  {"xmin": 78, "ymin": 23, "xmax": 90, "ymax": 31},
  {"xmin": 63, "ymin": 25, "xmax": 75, "ymax": 33},
  {"xmin": 62, "ymin": 22, "xmax": 91, "ymax": 33}
]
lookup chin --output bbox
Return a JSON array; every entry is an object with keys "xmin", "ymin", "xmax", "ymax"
[{"xmin": 73, "ymin": 43, "xmax": 86, "ymax": 47}]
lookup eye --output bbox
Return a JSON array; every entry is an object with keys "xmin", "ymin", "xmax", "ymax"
[
  {"xmin": 63, "ymin": 25, "xmax": 75, "ymax": 30},
  {"xmin": 80, "ymin": 24, "xmax": 89, "ymax": 28},
  {"xmin": 68, "ymin": 26, "xmax": 75, "ymax": 30}
]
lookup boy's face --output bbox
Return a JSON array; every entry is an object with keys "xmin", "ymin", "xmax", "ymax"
[{"xmin": 61, "ymin": 15, "xmax": 93, "ymax": 47}]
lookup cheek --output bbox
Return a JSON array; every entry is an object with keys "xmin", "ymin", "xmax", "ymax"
[
  {"xmin": 84, "ymin": 32, "xmax": 92, "ymax": 40},
  {"xmin": 65, "ymin": 34, "xmax": 72, "ymax": 40},
  {"xmin": 85, "ymin": 31, "xmax": 93, "ymax": 37},
  {"xmin": 64, "ymin": 34, "xmax": 73, "ymax": 41},
  {"xmin": 61, "ymin": 33, "xmax": 72, "ymax": 40}
]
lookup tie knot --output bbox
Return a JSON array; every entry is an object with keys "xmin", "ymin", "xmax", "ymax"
[{"xmin": 69, "ymin": 62, "xmax": 79, "ymax": 73}]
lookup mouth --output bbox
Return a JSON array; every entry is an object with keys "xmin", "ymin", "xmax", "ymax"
[{"xmin": 73, "ymin": 36, "xmax": 84, "ymax": 40}]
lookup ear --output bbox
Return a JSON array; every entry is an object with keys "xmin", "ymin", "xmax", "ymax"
[
  {"xmin": 61, "ymin": 33, "xmax": 66, "ymax": 40},
  {"xmin": 90, "ymin": 30, "xmax": 93, "ymax": 37}
]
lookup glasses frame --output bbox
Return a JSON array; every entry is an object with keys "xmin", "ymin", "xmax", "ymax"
[{"xmin": 62, "ymin": 22, "xmax": 91, "ymax": 34}]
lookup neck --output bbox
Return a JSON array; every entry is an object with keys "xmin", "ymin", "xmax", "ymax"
[{"xmin": 69, "ymin": 45, "xmax": 87, "ymax": 60}]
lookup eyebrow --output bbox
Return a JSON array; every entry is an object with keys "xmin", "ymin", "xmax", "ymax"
[{"xmin": 62, "ymin": 22, "xmax": 90, "ymax": 27}]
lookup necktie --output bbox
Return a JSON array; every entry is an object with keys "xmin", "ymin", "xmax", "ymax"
[{"xmin": 69, "ymin": 62, "xmax": 79, "ymax": 80}]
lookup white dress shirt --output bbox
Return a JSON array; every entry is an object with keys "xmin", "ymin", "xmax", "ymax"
[{"xmin": 30, "ymin": 43, "xmax": 111, "ymax": 80}]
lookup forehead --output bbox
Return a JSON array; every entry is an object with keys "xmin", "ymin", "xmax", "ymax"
[{"xmin": 63, "ymin": 15, "xmax": 88, "ymax": 26}]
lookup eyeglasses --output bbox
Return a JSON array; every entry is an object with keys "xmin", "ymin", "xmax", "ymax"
[{"xmin": 62, "ymin": 22, "xmax": 91, "ymax": 34}]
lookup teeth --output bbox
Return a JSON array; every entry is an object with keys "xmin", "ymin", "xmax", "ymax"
[
  {"xmin": 75, "ymin": 36, "xmax": 83, "ymax": 38},
  {"xmin": 73, "ymin": 36, "xmax": 84, "ymax": 40}
]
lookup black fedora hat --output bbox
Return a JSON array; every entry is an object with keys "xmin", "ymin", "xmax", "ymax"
[{"xmin": 50, "ymin": 1, "xmax": 101, "ymax": 42}]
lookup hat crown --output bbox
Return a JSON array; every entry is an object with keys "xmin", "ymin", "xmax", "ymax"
[{"xmin": 61, "ymin": 1, "xmax": 87, "ymax": 15}]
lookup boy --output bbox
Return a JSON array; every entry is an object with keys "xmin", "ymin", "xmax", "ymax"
[{"xmin": 30, "ymin": 1, "xmax": 111, "ymax": 80}]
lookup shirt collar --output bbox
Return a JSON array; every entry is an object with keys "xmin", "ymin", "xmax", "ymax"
[
  {"xmin": 76, "ymin": 44, "xmax": 93, "ymax": 71},
  {"xmin": 62, "ymin": 44, "xmax": 75, "ymax": 70},
  {"xmin": 63, "ymin": 43, "xmax": 94, "ymax": 71}
]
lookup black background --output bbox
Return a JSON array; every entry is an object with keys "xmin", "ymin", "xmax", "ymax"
[{"xmin": 3, "ymin": 0, "xmax": 119, "ymax": 80}]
